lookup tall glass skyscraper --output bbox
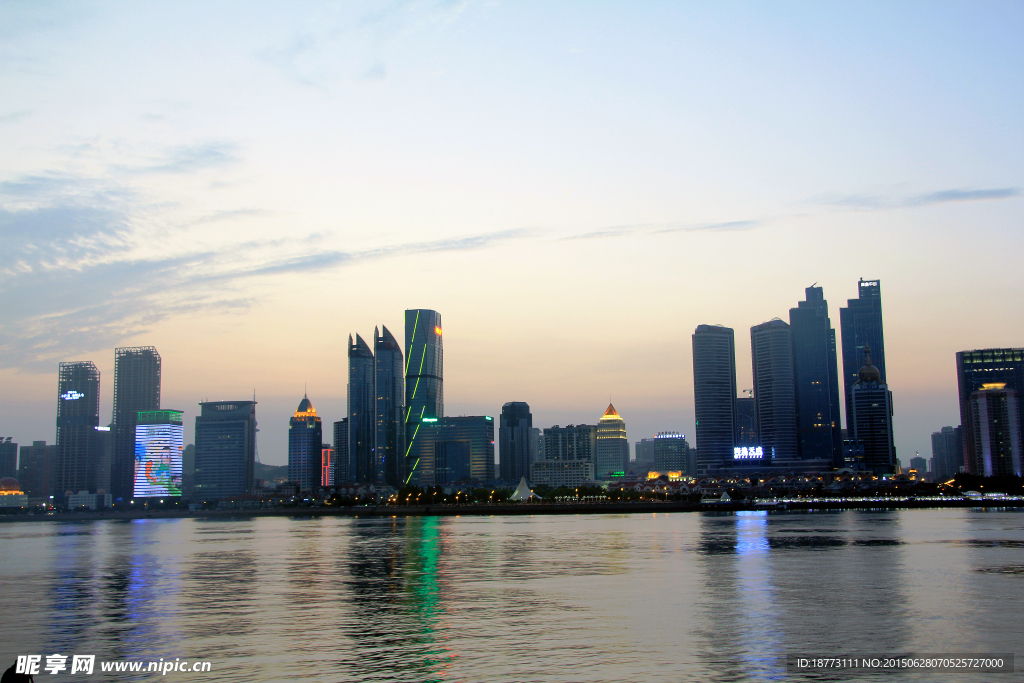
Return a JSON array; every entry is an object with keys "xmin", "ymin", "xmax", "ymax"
[
  {"xmin": 692, "ymin": 325, "xmax": 737, "ymax": 473},
  {"xmin": 751, "ymin": 319, "xmax": 798, "ymax": 461},
  {"xmin": 499, "ymin": 401, "xmax": 534, "ymax": 482},
  {"xmin": 375, "ymin": 326, "xmax": 405, "ymax": 487},
  {"xmin": 849, "ymin": 347, "xmax": 896, "ymax": 475},
  {"xmin": 789, "ymin": 286, "xmax": 842, "ymax": 465},
  {"xmin": 840, "ymin": 279, "xmax": 886, "ymax": 430},
  {"xmin": 333, "ymin": 418, "xmax": 349, "ymax": 486},
  {"xmin": 404, "ymin": 309, "xmax": 443, "ymax": 484},
  {"xmin": 194, "ymin": 400, "xmax": 257, "ymax": 499},
  {"xmin": 596, "ymin": 404, "xmax": 629, "ymax": 479},
  {"xmin": 55, "ymin": 361, "xmax": 101, "ymax": 497},
  {"xmin": 348, "ymin": 334, "xmax": 375, "ymax": 484},
  {"xmin": 956, "ymin": 348, "xmax": 1024, "ymax": 475},
  {"xmin": 112, "ymin": 346, "xmax": 161, "ymax": 501},
  {"xmin": 288, "ymin": 394, "xmax": 322, "ymax": 493}
]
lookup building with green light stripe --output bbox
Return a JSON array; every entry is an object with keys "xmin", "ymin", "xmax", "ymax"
[{"xmin": 404, "ymin": 309, "xmax": 443, "ymax": 483}]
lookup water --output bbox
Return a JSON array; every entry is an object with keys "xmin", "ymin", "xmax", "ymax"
[{"xmin": 1, "ymin": 509, "xmax": 1022, "ymax": 682}]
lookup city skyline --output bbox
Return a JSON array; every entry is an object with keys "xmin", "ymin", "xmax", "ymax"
[{"xmin": 2, "ymin": 2, "xmax": 1023, "ymax": 466}]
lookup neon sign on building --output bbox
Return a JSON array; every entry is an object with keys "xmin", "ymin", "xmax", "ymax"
[{"xmin": 733, "ymin": 446, "xmax": 764, "ymax": 459}]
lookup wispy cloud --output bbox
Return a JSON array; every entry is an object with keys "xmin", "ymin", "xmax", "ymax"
[
  {"xmin": 819, "ymin": 187, "xmax": 1020, "ymax": 211},
  {"xmin": 561, "ymin": 219, "xmax": 762, "ymax": 240},
  {"xmin": 137, "ymin": 142, "xmax": 241, "ymax": 174}
]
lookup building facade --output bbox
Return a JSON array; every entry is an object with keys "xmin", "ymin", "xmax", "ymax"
[
  {"xmin": 849, "ymin": 348, "xmax": 896, "ymax": 475},
  {"xmin": 736, "ymin": 396, "xmax": 758, "ymax": 447},
  {"xmin": 750, "ymin": 319, "xmax": 798, "ymax": 461},
  {"xmin": 930, "ymin": 426, "xmax": 963, "ymax": 482},
  {"xmin": 406, "ymin": 415, "xmax": 494, "ymax": 486},
  {"xmin": 596, "ymin": 404, "xmax": 629, "ymax": 479},
  {"xmin": 789, "ymin": 286, "xmax": 842, "ymax": 465},
  {"xmin": 333, "ymin": 418, "xmax": 349, "ymax": 485},
  {"xmin": 348, "ymin": 333, "xmax": 375, "ymax": 484},
  {"xmin": 0, "ymin": 438, "xmax": 16, "ymax": 479},
  {"xmin": 112, "ymin": 347, "xmax": 161, "ymax": 501},
  {"xmin": 692, "ymin": 324, "xmax": 738, "ymax": 474},
  {"xmin": 840, "ymin": 279, "xmax": 886, "ymax": 433},
  {"xmin": 55, "ymin": 361, "xmax": 101, "ymax": 497},
  {"xmin": 530, "ymin": 460, "xmax": 595, "ymax": 488},
  {"xmin": 955, "ymin": 348, "xmax": 1024, "ymax": 475},
  {"xmin": 967, "ymin": 384, "xmax": 1022, "ymax": 477},
  {"xmin": 134, "ymin": 410, "xmax": 184, "ymax": 498},
  {"xmin": 375, "ymin": 325, "xmax": 405, "ymax": 487},
  {"xmin": 193, "ymin": 401, "xmax": 257, "ymax": 500},
  {"xmin": 18, "ymin": 441, "xmax": 57, "ymax": 500},
  {"xmin": 543, "ymin": 425, "xmax": 597, "ymax": 464},
  {"xmin": 288, "ymin": 394, "xmax": 323, "ymax": 493},
  {"xmin": 653, "ymin": 432, "xmax": 690, "ymax": 474},
  {"xmin": 404, "ymin": 309, "xmax": 443, "ymax": 485},
  {"xmin": 499, "ymin": 401, "xmax": 534, "ymax": 483}
]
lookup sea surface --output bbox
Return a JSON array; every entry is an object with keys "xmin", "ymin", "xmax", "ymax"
[{"xmin": 1, "ymin": 509, "xmax": 1022, "ymax": 682}]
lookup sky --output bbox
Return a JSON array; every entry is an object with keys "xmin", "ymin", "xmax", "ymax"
[{"xmin": 1, "ymin": 1, "xmax": 1022, "ymax": 467}]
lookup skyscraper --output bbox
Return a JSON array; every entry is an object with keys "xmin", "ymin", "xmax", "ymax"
[
  {"xmin": 596, "ymin": 404, "xmax": 629, "ymax": 479},
  {"xmin": 406, "ymin": 415, "xmax": 494, "ymax": 486},
  {"xmin": 194, "ymin": 400, "xmax": 257, "ymax": 499},
  {"xmin": 333, "ymin": 418, "xmax": 349, "ymax": 485},
  {"xmin": 55, "ymin": 361, "xmax": 101, "ymax": 497},
  {"xmin": 348, "ymin": 334, "xmax": 375, "ymax": 484},
  {"xmin": 653, "ymin": 432, "xmax": 689, "ymax": 473},
  {"xmin": 955, "ymin": 349, "xmax": 1024, "ymax": 475},
  {"xmin": 134, "ymin": 410, "xmax": 184, "ymax": 497},
  {"xmin": 499, "ymin": 402, "xmax": 534, "ymax": 482},
  {"xmin": 789, "ymin": 286, "xmax": 842, "ymax": 465},
  {"xmin": 543, "ymin": 425, "xmax": 597, "ymax": 464},
  {"xmin": 112, "ymin": 347, "xmax": 161, "ymax": 500},
  {"xmin": 930, "ymin": 426, "xmax": 963, "ymax": 481},
  {"xmin": 18, "ymin": 441, "xmax": 57, "ymax": 500},
  {"xmin": 849, "ymin": 347, "xmax": 896, "ymax": 475},
  {"xmin": 375, "ymin": 325, "xmax": 405, "ymax": 487},
  {"xmin": 692, "ymin": 325, "xmax": 737, "ymax": 474},
  {"xmin": 840, "ymin": 279, "xmax": 886, "ymax": 430},
  {"xmin": 0, "ymin": 438, "xmax": 16, "ymax": 479},
  {"xmin": 289, "ymin": 394, "xmax": 323, "ymax": 493},
  {"xmin": 967, "ymin": 384, "xmax": 1021, "ymax": 477},
  {"xmin": 404, "ymin": 309, "xmax": 443, "ymax": 484},
  {"xmin": 736, "ymin": 395, "xmax": 758, "ymax": 447},
  {"xmin": 750, "ymin": 319, "xmax": 798, "ymax": 461}
]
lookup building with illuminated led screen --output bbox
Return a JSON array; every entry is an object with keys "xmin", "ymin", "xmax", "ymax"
[
  {"xmin": 112, "ymin": 346, "xmax": 161, "ymax": 500},
  {"xmin": 406, "ymin": 416, "xmax": 493, "ymax": 486},
  {"xmin": 404, "ymin": 309, "xmax": 443, "ymax": 484},
  {"xmin": 133, "ymin": 410, "xmax": 184, "ymax": 498}
]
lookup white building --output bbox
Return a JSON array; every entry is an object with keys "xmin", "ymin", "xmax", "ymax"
[{"xmin": 530, "ymin": 460, "xmax": 595, "ymax": 488}]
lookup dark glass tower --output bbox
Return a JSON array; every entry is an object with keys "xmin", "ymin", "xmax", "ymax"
[
  {"xmin": 930, "ymin": 426, "xmax": 962, "ymax": 482},
  {"xmin": 955, "ymin": 348, "xmax": 1024, "ymax": 475},
  {"xmin": 55, "ymin": 361, "xmax": 100, "ymax": 496},
  {"xmin": 849, "ymin": 346, "xmax": 896, "ymax": 475},
  {"xmin": 288, "ymin": 394, "xmax": 322, "ymax": 493},
  {"xmin": 375, "ymin": 325, "xmax": 405, "ymax": 487},
  {"xmin": 789, "ymin": 286, "xmax": 842, "ymax": 465},
  {"xmin": 840, "ymin": 279, "xmax": 886, "ymax": 430},
  {"xmin": 333, "ymin": 418, "xmax": 349, "ymax": 485},
  {"xmin": 404, "ymin": 309, "xmax": 443, "ymax": 484},
  {"xmin": 692, "ymin": 325, "xmax": 737, "ymax": 473},
  {"xmin": 112, "ymin": 347, "xmax": 161, "ymax": 501},
  {"xmin": 194, "ymin": 400, "xmax": 257, "ymax": 499},
  {"xmin": 750, "ymin": 319, "xmax": 798, "ymax": 460},
  {"xmin": 499, "ymin": 401, "xmax": 534, "ymax": 482},
  {"xmin": 348, "ymin": 334, "xmax": 375, "ymax": 484}
]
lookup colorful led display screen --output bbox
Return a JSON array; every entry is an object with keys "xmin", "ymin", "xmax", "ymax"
[{"xmin": 134, "ymin": 423, "xmax": 184, "ymax": 497}]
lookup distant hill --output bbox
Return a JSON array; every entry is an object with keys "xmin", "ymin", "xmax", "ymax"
[{"xmin": 255, "ymin": 462, "xmax": 289, "ymax": 482}]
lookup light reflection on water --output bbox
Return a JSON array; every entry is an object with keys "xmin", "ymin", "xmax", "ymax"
[{"xmin": 1, "ymin": 509, "xmax": 1022, "ymax": 682}]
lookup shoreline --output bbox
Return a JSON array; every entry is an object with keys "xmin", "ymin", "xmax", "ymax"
[{"xmin": 2, "ymin": 497, "xmax": 1022, "ymax": 523}]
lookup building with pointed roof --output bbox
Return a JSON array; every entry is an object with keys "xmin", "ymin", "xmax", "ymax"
[
  {"xmin": 288, "ymin": 392, "xmax": 322, "ymax": 492},
  {"xmin": 596, "ymin": 404, "xmax": 629, "ymax": 479},
  {"xmin": 375, "ymin": 325, "xmax": 405, "ymax": 486},
  {"xmin": 348, "ymin": 333, "xmax": 375, "ymax": 484}
]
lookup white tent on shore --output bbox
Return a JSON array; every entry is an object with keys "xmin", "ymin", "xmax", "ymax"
[{"xmin": 508, "ymin": 477, "xmax": 540, "ymax": 501}]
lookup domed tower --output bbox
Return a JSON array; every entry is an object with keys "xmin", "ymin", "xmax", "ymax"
[
  {"xmin": 288, "ymin": 392, "xmax": 323, "ymax": 493},
  {"xmin": 849, "ymin": 343, "xmax": 895, "ymax": 475}
]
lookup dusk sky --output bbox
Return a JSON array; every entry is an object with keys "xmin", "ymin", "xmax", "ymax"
[{"xmin": 2, "ymin": 1, "xmax": 1022, "ymax": 467}]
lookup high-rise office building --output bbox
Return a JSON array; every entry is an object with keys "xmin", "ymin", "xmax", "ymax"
[
  {"xmin": 406, "ymin": 415, "xmax": 494, "ymax": 486},
  {"xmin": 750, "ymin": 319, "xmax": 798, "ymax": 461},
  {"xmin": 909, "ymin": 456, "xmax": 927, "ymax": 475},
  {"xmin": 596, "ymin": 404, "xmax": 629, "ymax": 478},
  {"xmin": 840, "ymin": 279, "xmax": 886, "ymax": 431},
  {"xmin": 333, "ymin": 418, "xmax": 349, "ymax": 485},
  {"xmin": 653, "ymin": 432, "xmax": 690, "ymax": 473},
  {"xmin": 321, "ymin": 445, "xmax": 335, "ymax": 488},
  {"xmin": 849, "ymin": 347, "xmax": 896, "ymax": 475},
  {"xmin": 55, "ymin": 361, "xmax": 101, "ymax": 497},
  {"xmin": 289, "ymin": 394, "xmax": 323, "ymax": 493},
  {"xmin": 789, "ymin": 286, "xmax": 842, "ymax": 465},
  {"xmin": 955, "ymin": 349, "xmax": 1024, "ymax": 475},
  {"xmin": 692, "ymin": 325, "xmax": 737, "ymax": 474},
  {"xmin": 194, "ymin": 401, "xmax": 257, "ymax": 499},
  {"xmin": 533, "ymin": 427, "xmax": 544, "ymax": 461},
  {"xmin": 634, "ymin": 437, "xmax": 657, "ymax": 474},
  {"xmin": 543, "ymin": 425, "xmax": 597, "ymax": 464},
  {"xmin": 930, "ymin": 426, "xmax": 963, "ymax": 482},
  {"xmin": 967, "ymin": 384, "xmax": 1021, "ymax": 477},
  {"xmin": 112, "ymin": 347, "xmax": 161, "ymax": 500},
  {"xmin": 134, "ymin": 410, "xmax": 184, "ymax": 497},
  {"xmin": 0, "ymin": 437, "xmax": 16, "ymax": 479},
  {"xmin": 736, "ymin": 395, "xmax": 757, "ymax": 447},
  {"xmin": 375, "ymin": 325, "xmax": 405, "ymax": 487},
  {"xmin": 18, "ymin": 441, "xmax": 57, "ymax": 500},
  {"xmin": 499, "ymin": 402, "xmax": 534, "ymax": 482},
  {"xmin": 348, "ymin": 333, "xmax": 375, "ymax": 484},
  {"xmin": 94, "ymin": 426, "xmax": 112, "ymax": 493},
  {"xmin": 404, "ymin": 309, "xmax": 443, "ymax": 484}
]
